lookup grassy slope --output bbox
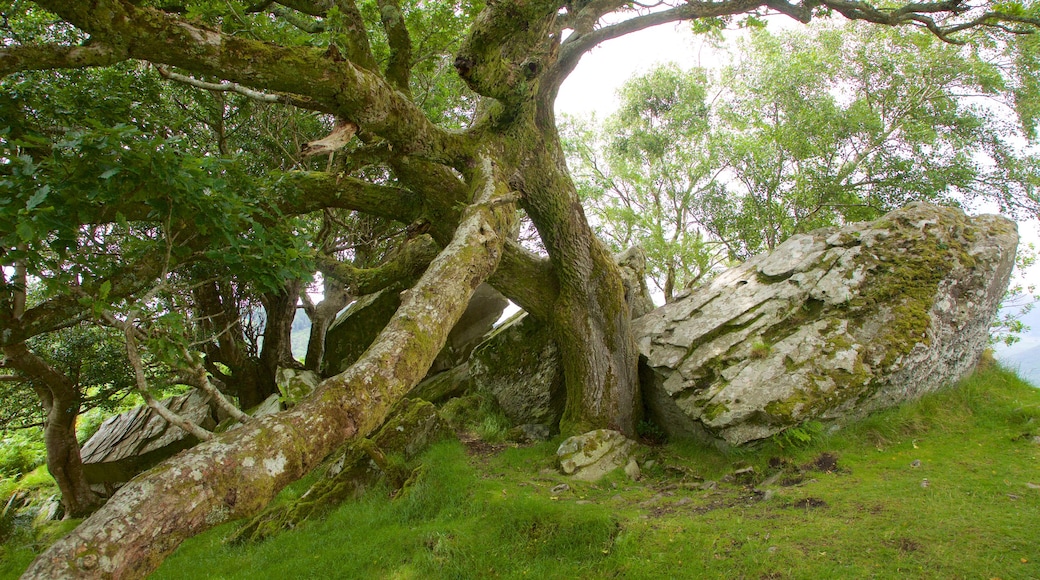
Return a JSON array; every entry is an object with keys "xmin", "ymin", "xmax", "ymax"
[{"xmin": 6, "ymin": 365, "xmax": 1040, "ymax": 579}]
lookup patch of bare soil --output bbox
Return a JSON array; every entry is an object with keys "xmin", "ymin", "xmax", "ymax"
[
  {"xmin": 784, "ymin": 497, "xmax": 828, "ymax": 509},
  {"xmin": 802, "ymin": 452, "xmax": 842, "ymax": 474},
  {"xmin": 456, "ymin": 432, "xmax": 511, "ymax": 458},
  {"xmin": 883, "ymin": 537, "xmax": 921, "ymax": 553}
]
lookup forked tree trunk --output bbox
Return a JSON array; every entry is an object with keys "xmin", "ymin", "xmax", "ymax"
[
  {"xmin": 2, "ymin": 343, "xmax": 100, "ymax": 518},
  {"xmin": 23, "ymin": 170, "xmax": 514, "ymax": 579}
]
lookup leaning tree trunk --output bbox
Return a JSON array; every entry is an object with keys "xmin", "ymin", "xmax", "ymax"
[
  {"xmin": 23, "ymin": 165, "xmax": 514, "ymax": 579},
  {"xmin": 2, "ymin": 343, "xmax": 100, "ymax": 518}
]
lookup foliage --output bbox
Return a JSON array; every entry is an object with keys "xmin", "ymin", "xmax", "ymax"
[
  {"xmin": 566, "ymin": 23, "xmax": 1040, "ymax": 288},
  {"xmin": 0, "ymin": 430, "xmax": 44, "ymax": 478}
]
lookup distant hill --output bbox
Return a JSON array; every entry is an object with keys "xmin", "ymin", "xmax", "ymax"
[{"xmin": 993, "ymin": 304, "xmax": 1040, "ymax": 387}]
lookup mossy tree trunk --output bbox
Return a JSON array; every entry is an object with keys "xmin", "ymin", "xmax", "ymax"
[{"xmin": 2, "ymin": 343, "xmax": 100, "ymax": 518}]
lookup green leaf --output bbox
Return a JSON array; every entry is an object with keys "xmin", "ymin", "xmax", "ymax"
[
  {"xmin": 98, "ymin": 280, "xmax": 112, "ymax": 301},
  {"xmin": 99, "ymin": 168, "xmax": 120, "ymax": 179},
  {"xmin": 25, "ymin": 185, "xmax": 50, "ymax": 210},
  {"xmin": 15, "ymin": 220, "xmax": 34, "ymax": 242}
]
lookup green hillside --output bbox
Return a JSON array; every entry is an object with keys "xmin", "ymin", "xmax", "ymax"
[{"xmin": 4, "ymin": 364, "xmax": 1039, "ymax": 579}]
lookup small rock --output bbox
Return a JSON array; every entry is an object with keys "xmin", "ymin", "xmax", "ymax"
[
  {"xmin": 700, "ymin": 480, "xmax": 718, "ymax": 491},
  {"xmin": 557, "ymin": 429, "xmax": 637, "ymax": 481},
  {"xmin": 1032, "ymin": 436, "xmax": 1040, "ymax": 445},
  {"xmin": 550, "ymin": 483, "xmax": 570, "ymax": 494},
  {"xmin": 768, "ymin": 546, "xmax": 778, "ymax": 554},
  {"xmin": 624, "ymin": 457, "xmax": 641, "ymax": 481},
  {"xmin": 611, "ymin": 494, "xmax": 624, "ymax": 502},
  {"xmin": 910, "ymin": 459, "xmax": 922, "ymax": 468},
  {"xmin": 920, "ymin": 478, "xmax": 930, "ymax": 488},
  {"xmin": 761, "ymin": 489, "xmax": 776, "ymax": 502},
  {"xmin": 576, "ymin": 500, "xmax": 593, "ymax": 505},
  {"xmin": 1008, "ymin": 493, "xmax": 1021, "ymax": 501},
  {"xmin": 1025, "ymin": 482, "xmax": 1040, "ymax": 490},
  {"xmin": 677, "ymin": 497, "xmax": 692, "ymax": 506},
  {"xmin": 516, "ymin": 423, "xmax": 552, "ymax": 442},
  {"xmin": 644, "ymin": 460, "xmax": 656, "ymax": 469}
]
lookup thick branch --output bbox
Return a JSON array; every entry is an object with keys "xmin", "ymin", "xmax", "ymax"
[
  {"xmin": 376, "ymin": 0, "xmax": 414, "ymax": 94},
  {"xmin": 34, "ymin": 0, "xmax": 471, "ymax": 164},
  {"xmin": 0, "ymin": 42, "xmax": 126, "ymax": 78},
  {"xmin": 332, "ymin": 0, "xmax": 379, "ymax": 70},
  {"xmin": 320, "ymin": 234, "xmax": 438, "ymax": 294},
  {"xmin": 273, "ymin": 171, "xmax": 423, "ymax": 222}
]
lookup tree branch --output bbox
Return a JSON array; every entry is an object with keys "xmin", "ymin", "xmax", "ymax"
[
  {"xmin": 376, "ymin": 0, "xmax": 414, "ymax": 94},
  {"xmin": 319, "ymin": 234, "xmax": 438, "ymax": 294},
  {"xmin": 155, "ymin": 66, "xmax": 336, "ymax": 114},
  {"xmin": 24, "ymin": 152, "xmax": 517, "ymax": 579},
  {"xmin": 0, "ymin": 41, "xmax": 127, "ymax": 78},
  {"xmin": 33, "ymin": 0, "xmax": 471, "ymax": 164}
]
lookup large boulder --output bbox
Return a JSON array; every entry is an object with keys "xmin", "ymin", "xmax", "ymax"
[
  {"xmin": 80, "ymin": 390, "xmax": 221, "ymax": 484},
  {"xmin": 469, "ymin": 312, "xmax": 565, "ymax": 429},
  {"xmin": 634, "ymin": 204, "xmax": 1017, "ymax": 445}
]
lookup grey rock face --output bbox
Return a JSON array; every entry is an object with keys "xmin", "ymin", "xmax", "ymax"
[
  {"xmin": 469, "ymin": 312, "xmax": 565, "ymax": 429},
  {"xmin": 634, "ymin": 204, "xmax": 1017, "ymax": 445},
  {"xmin": 80, "ymin": 390, "xmax": 219, "ymax": 484}
]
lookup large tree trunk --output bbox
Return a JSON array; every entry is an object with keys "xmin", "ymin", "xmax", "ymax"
[
  {"xmin": 511, "ymin": 118, "xmax": 641, "ymax": 437},
  {"xmin": 23, "ymin": 169, "xmax": 515, "ymax": 579},
  {"xmin": 2, "ymin": 343, "xmax": 100, "ymax": 518}
]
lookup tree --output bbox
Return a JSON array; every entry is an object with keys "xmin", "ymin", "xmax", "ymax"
[
  {"xmin": 2, "ymin": 0, "xmax": 1039, "ymax": 576},
  {"xmin": 0, "ymin": 318, "xmax": 136, "ymax": 517},
  {"xmin": 567, "ymin": 24, "xmax": 1040, "ymax": 291},
  {"xmin": 563, "ymin": 65, "xmax": 727, "ymax": 302}
]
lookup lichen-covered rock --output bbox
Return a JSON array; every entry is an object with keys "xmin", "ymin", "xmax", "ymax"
[
  {"xmin": 430, "ymin": 284, "xmax": 509, "ymax": 374},
  {"xmin": 557, "ymin": 429, "xmax": 637, "ymax": 481},
  {"xmin": 634, "ymin": 203, "xmax": 1017, "ymax": 445},
  {"xmin": 80, "ymin": 390, "xmax": 220, "ymax": 484},
  {"xmin": 322, "ymin": 286, "xmax": 403, "ymax": 377},
  {"xmin": 469, "ymin": 312, "xmax": 565, "ymax": 429},
  {"xmin": 275, "ymin": 367, "xmax": 320, "ymax": 407}
]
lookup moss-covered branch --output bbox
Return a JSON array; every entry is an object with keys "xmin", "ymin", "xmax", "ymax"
[
  {"xmin": 320, "ymin": 234, "xmax": 438, "ymax": 295},
  {"xmin": 0, "ymin": 41, "xmax": 126, "ymax": 78},
  {"xmin": 33, "ymin": 0, "xmax": 472, "ymax": 164}
]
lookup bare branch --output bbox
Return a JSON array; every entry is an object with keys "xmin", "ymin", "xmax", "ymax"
[{"xmin": 155, "ymin": 66, "xmax": 334, "ymax": 113}]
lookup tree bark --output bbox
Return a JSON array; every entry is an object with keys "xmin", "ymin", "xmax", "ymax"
[
  {"xmin": 23, "ymin": 162, "xmax": 515, "ymax": 579},
  {"xmin": 2, "ymin": 343, "xmax": 100, "ymax": 518}
]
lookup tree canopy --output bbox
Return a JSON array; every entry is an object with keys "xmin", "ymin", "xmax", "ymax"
[
  {"xmin": 3, "ymin": 0, "xmax": 1040, "ymax": 576},
  {"xmin": 566, "ymin": 23, "xmax": 1040, "ymax": 302}
]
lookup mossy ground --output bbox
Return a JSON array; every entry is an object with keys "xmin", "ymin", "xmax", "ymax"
[{"xmin": 4, "ymin": 365, "xmax": 1040, "ymax": 579}]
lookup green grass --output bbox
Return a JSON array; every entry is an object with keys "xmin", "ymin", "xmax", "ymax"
[{"xmin": 6, "ymin": 365, "xmax": 1040, "ymax": 579}]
